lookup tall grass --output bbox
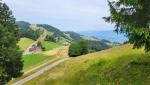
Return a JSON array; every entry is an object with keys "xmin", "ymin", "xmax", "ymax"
[{"xmin": 24, "ymin": 44, "xmax": 150, "ymax": 85}]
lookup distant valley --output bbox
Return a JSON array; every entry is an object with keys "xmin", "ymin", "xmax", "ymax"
[
  {"xmin": 77, "ymin": 31, "xmax": 128, "ymax": 43},
  {"xmin": 16, "ymin": 21, "xmax": 119, "ymax": 53}
]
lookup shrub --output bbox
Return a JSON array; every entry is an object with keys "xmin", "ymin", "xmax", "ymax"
[
  {"xmin": 69, "ymin": 40, "xmax": 89, "ymax": 57},
  {"xmin": 69, "ymin": 43, "xmax": 81, "ymax": 57}
]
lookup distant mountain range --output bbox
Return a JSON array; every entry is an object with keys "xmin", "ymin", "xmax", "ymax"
[{"xmin": 77, "ymin": 31, "xmax": 128, "ymax": 43}]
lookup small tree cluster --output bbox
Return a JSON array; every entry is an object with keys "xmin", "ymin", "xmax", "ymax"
[
  {"xmin": 69, "ymin": 40, "xmax": 88, "ymax": 57},
  {"xmin": 20, "ymin": 29, "xmax": 43, "ymax": 41}
]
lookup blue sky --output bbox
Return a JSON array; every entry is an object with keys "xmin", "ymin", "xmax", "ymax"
[{"xmin": 4, "ymin": 0, "xmax": 115, "ymax": 31}]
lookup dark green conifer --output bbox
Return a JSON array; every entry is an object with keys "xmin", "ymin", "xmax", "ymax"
[
  {"xmin": 0, "ymin": 1, "xmax": 23, "ymax": 84},
  {"xmin": 104, "ymin": 0, "xmax": 150, "ymax": 52}
]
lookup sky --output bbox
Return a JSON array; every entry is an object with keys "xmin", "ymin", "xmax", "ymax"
[{"xmin": 3, "ymin": 0, "xmax": 115, "ymax": 32}]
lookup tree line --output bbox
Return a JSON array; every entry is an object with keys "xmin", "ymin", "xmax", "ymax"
[{"xmin": 68, "ymin": 40, "xmax": 111, "ymax": 57}]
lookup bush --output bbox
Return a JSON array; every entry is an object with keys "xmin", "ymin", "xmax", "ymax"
[
  {"xmin": 69, "ymin": 40, "xmax": 89, "ymax": 57},
  {"xmin": 69, "ymin": 43, "xmax": 81, "ymax": 57}
]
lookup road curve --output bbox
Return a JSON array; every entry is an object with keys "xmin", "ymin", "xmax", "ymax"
[{"xmin": 12, "ymin": 58, "xmax": 70, "ymax": 85}]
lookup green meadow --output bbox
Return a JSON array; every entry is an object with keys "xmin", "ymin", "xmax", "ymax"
[
  {"xmin": 18, "ymin": 39, "xmax": 60, "ymax": 70},
  {"xmin": 23, "ymin": 54, "xmax": 50, "ymax": 69},
  {"xmin": 24, "ymin": 44, "xmax": 150, "ymax": 85},
  {"xmin": 42, "ymin": 41, "xmax": 60, "ymax": 51}
]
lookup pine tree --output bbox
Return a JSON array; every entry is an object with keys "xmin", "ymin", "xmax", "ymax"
[
  {"xmin": 104, "ymin": 0, "xmax": 150, "ymax": 52},
  {"xmin": 0, "ymin": 1, "xmax": 23, "ymax": 84}
]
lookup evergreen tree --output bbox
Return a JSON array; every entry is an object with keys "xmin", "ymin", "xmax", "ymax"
[
  {"xmin": 104, "ymin": 0, "xmax": 150, "ymax": 52},
  {"xmin": 0, "ymin": 1, "xmax": 23, "ymax": 84}
]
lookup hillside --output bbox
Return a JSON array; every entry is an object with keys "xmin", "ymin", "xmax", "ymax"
[
  {"xmin": 78, "ymin": 31, "xmax": 128, "ymax": 43},
  {"xmin": 16, "ymin": 21, "xmax": 31, "ymax": 29},
  {"xmin": 64, "ymin": 31, "xmax": 82, "ymax": 42},
  {"xmin": 16, "ymin": 21, "xmax": 72, "ymax": 43},
  {"xmin": 17, "ymin": 37, "xmax": 34, "ymax": 50},
  {"xmin": 24, "ymin": 44, "xmax": 150, "ymax": 85},
  {"xmin": 64, "ymin": 31, "xmax": 119, "ymax": 52},
  {"xmin": 16, "ymin": 21, "xmax": 118, "ymax": 52}
]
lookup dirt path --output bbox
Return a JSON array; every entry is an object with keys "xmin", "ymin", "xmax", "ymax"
[
  {"xmin": 24, "ymin": 57, "xmax": 59, "ymax": 75},
  {"xmin": 24, "ymin": 45, "xmax": 68, "ymax": 74},
  {"xmin": 12, "ymin": 58, "xmax": 70, "ymax": 85}
]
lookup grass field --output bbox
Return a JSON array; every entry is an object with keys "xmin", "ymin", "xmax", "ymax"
[
  {"xmin": 23, "ymin": 54, "xmax": 50, "ymax": 69},
  {"xmin": 18, "ymin": 37, "xmax": 34, "ymax": 50},
  {"xmin": 24, "ymin": 44, "xmax": 150, "ymax": 85},
  {"xmin": 42, "ymin": 41, "xmax": 60, "ymax": 51}
]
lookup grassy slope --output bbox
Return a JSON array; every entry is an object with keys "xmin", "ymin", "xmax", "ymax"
[
  {"xmin": 23, "ymin": 54, "xmax": 50, "ymax": 69},
  {"xmin": 18, "ymin": 37, "xmax": 34, "ymax": 50},
  {"xmin": 24, "ymin": 44, "xmax": 150, "ymax": 85},
  {"xmin": 42, "ymin": 41, "xmax": 60, "ymax": 51}
]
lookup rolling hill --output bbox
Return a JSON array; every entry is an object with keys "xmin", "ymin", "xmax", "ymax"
[
  {"xmin": 16, "ymin": 21, "xmax": 72, "ymax": 43},
  {"xmin": 16, "ymin": 21, "xmax": 119, "ymax": 52},
  {"xmin": 23, "ymin": 44, "xmax": 150, "ymax": 85},
  {"xmin": 78, "ymin": 31, "xmax": 128, "ymax": 43}
]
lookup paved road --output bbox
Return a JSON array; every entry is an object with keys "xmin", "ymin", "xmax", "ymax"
[{"xmin": 12, "ymin": 58, "xmax": 70, "ymax": 85}]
